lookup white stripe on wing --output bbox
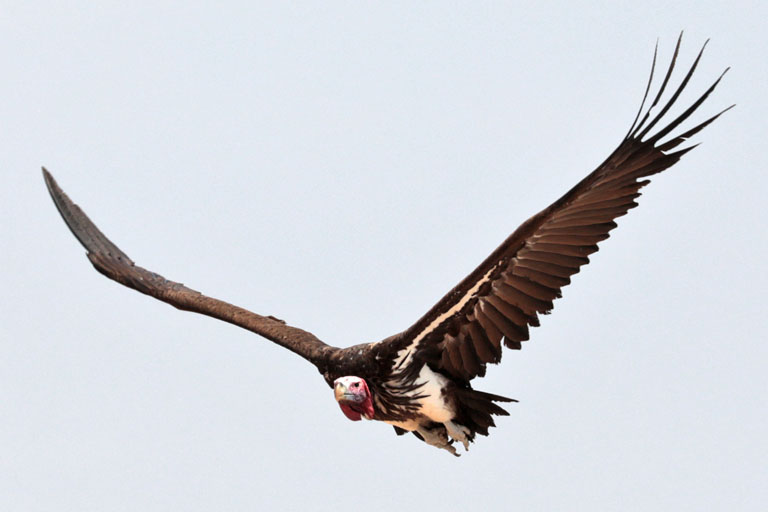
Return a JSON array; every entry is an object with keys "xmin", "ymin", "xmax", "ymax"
[{"xmin": 393, "ymin": 264, "xmax": 499, "ymax": 368}]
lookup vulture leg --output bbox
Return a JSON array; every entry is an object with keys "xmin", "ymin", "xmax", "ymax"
[
  {"xmin": 444, "ymin": 421, "xmax": 471, "ymax": 451},
  {"xmin": 416, "ymin": 425, "xmax": 459, "ymax": 457}
]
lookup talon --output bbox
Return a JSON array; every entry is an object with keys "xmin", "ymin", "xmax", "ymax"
[
  {"xmin": 416, "ymin": 425, "xmax": 457, "ymax": 455},
  {"xmin": 445, "ymin": 421, "xmax": 471, "ymax": 451}
]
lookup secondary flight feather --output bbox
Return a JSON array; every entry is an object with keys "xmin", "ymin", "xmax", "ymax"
[{"xmin": 44, "ymin": 36, "xmax": 730, "ymax": 455}]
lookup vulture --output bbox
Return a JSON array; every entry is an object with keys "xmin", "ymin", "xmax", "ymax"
[{"xmin": 44, "ymin": 37, "xmax": 730, "ymax": 456}]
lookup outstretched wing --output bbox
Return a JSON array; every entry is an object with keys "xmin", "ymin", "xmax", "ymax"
[
  {"xmin": 378, "ymin": 36, "xmax": 731, "ymax": 382},
  {"xmin": 43, "ymin": 169, "xmax": 335, "ymax": 369}
]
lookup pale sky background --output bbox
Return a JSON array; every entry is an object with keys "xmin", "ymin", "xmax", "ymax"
[{"xmin": 2, "ymin": 2, "xmax": 767, "ymax": 511}]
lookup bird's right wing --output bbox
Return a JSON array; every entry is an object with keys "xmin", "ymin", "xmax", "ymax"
[{"xmin": 43, "ymin": 168, "xmax": 335, "ymax": 369}]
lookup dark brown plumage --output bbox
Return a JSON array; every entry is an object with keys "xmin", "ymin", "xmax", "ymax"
[
  {"xmin": 44, "ymin": 35, "xmax": 730, "ymax": 455},
  {"xmin": 384, "ymin": 38, "xmax": 732, "ymax": 385}
]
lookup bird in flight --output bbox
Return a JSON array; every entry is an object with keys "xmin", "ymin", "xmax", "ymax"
[{"xmin": 44, "ymin": 36, "xmax": 730, "ymax": 456}]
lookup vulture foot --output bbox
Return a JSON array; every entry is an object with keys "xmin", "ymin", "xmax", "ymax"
[
  {"xmin": 417, "ymin": 425, "xmax": 459, "ymax": 457},
  {"xmin": 445, "ymin": 421, "xmax": 471, "ymax": 451}
]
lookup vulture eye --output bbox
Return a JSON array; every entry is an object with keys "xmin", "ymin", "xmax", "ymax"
[{"xmin": 352, "ymin": 382, "xmax": 359, "ymax": 388}]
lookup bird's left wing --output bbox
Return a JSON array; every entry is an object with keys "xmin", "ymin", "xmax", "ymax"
[
  {"xmin": 374, "ymin": 37, "xmax": 731, "ymax": 382},
  {"xmin": 43, "ymin": 169, "xmax": 335, "ymax": 369}
]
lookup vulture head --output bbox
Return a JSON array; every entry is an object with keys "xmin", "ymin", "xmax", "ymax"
[{"xmin": 334, "ymin": 376, "xmax": 374, "ymax": 421}]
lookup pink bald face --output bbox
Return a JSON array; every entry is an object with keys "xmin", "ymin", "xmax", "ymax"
[{"xmin": 333, "ymin": 376, "xmax": 374, "ymax": 421}]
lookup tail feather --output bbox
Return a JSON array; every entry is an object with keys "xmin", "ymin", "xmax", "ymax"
[{"xmin": 454, "ymin": 387, "xmax": 516, "ymax": 438}]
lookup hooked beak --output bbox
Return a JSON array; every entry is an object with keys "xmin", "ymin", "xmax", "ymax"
[{"xmin": 334, "ymin": 381, "xmax": 357, "ymax": 402}]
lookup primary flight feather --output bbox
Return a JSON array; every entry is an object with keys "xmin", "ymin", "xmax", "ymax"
[{"xmin": 44, "ymin": 36, "xmax": 730, "ymax": 456}]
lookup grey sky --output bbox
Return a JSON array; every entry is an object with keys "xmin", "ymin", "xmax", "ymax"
[{"xmin": 2, "ymin": 2, "xmax": 767, "ymax": 511}]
